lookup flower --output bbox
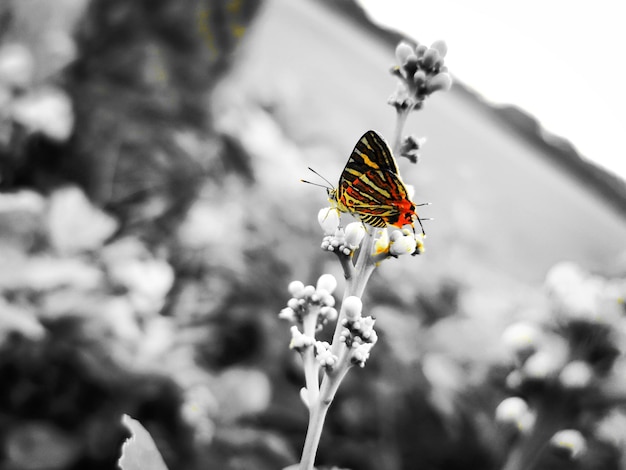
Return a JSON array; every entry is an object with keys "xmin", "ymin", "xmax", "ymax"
[
  {"xmin": 289, "ymin": 326, "xmax": 314, "ymax": 352},
  {"xmin": 318, "ymin": 207, "xmax": 340, "ymax": 235},
  {"xmin": 501, "ymin": 322, "xmax": 542, "ymax": 360},
  {"xmin": 344, "ymin": 222, "xmax": 366, "ymax": 249},
  {"xmin": 350, "ymin": 343, "xmax": 375, "ymax": 367},
  {"xmin": 11, "ymin": 87, "xmax": 74, "ymax": 141},
  {"xmin": 315, "ymin": 341, "xmax": 337, "ymax": 368},
  {"xmin": 389, "ymin": 40, "xmax": 452, "ymax": 112},
  {"xmin": 288, "ymin": 280, "xmax": 305, "ymax": 297},
  {"xmin": 523, "ymin": 350, "xmax": 565, "ymax": 380},
  {"xmin": 559, "ymin": 361, "xmax": 593, "ymax": 389},
  {"xmin": 550, "ymin": 429, "xmax": 586, "ymax": 459},
  {"xmin": 495, "ymin": 397, "xmax": 534, "ymax": 432},
  {"xmin": 316, "ymin": 274, "xmax": 337, "ymax": 294},
  {"xmin": 389, "ymin": 229, "xmax": 417, "ymax": 256},
  {"xmin": 0, "ymin": 43, "xmax": 34, "ymax": 89},
  {"xmin": 343, "ymin": 296, "xmax": 363, "ymax": 321}
]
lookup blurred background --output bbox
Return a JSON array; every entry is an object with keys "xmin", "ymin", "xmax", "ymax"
[{"xmin": 1, "ymin": 0, "xmax": 626, "ymax": 469}]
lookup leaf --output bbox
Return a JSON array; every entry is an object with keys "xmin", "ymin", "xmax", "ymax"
[{"xmin": 118, "ymin": 415, "xmax": 169, "ymax": 470}]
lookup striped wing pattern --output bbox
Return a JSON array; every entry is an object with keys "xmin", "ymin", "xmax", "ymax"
[{"xmin": 336, "ymin": 131, "xmax": 416, "ymax": 229}]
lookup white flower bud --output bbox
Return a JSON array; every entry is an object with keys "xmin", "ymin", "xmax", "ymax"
[
  {"xmin": 422, "ymin": 48, "xmax": 441, "ymax": 69},
  {"xmin": 413, "ymin": 70, "xmax": 426, "ymax": 86},
  {"xmin": 319, "ymin": 292, "xmax": 335, "ymax": 307},
  {"xmin": 316, "ymin": 273, "xmax": 337, "ymax": 294},
  {"xmin": 559, "ymin": 361, "xmax": 593, "ymax": 389},
  {"xmin": 288, "ymin": 280, "xmax": 305, "ymax": 297},
  {"xmin": 344, "ymin": 222, "xmax": 366, "ymax": 248},
  {"xmin": 302, "ymin": 285, "xmax": 316, "ymax": 298},
  {"xmin": 289, "ymin": 326, "xmax": 313, "ymax": 351},
  {"xmin": 12, "ymin": 87, "xmax": 74, "ymax": 140},
  {"xmin": 430, "ymin": 40, "xmax": 448, "ymax": 58},
  {"xmin": 278, "ymin": 307, "xmax": 296, "ymax": 321},
  {"xmin": 495, "ymin": 397, "xmax": 529, "ymax": 425},
  {"xmin": 427, "ymin": 73, "xmax": 452, "ymax": 93},
  {"xmin": 505, "ymin": 370, "xmax": 524, "ymax": 390},
  {"xmin": 395, "ymin": 42, "xmax": 415, "ymax": 65},
  {"xmin": 0, "ymin": 43, "xmax": 34, "ymax": 88},
  {"xmin": 315, "ymin": 341, "xmax": 337, "ymax": 368},
  {"xmin": 390, "ymin": 232, "xmax": 417, "ymax": 256},
  {"xmin": 321, "ymin": 307, "xmax": 338, "ymax": 322},
  {"xmin": 501, "ymin": 322, "xmax": 541, "ymax": 358},
  {"xmin": 523, "ymin": 351, "xmax": 562, "ymax": 380},
  {"xmin": 318, "ymin": 207, "xmax": 340, "ymax": 235},
  {"xmin": 343, "ymin": 296, "xmax": 363, "ymax": 321},
  {"xmin": 350, "ymin": 342, "xmax": 374, "ymax": 367},
  {"xmin": 550, "ymin": 429, "xmax": 586, "ymax": 459},
  {"xmin": 495, "ymin": 397, "xmax": 534, "ymax": 433}
]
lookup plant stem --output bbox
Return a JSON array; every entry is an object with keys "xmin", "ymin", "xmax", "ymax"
[
  {"xmin": 298, "ymin": 233, "xmax": 377, "ymax": 470},
  {"xmin": 392, "ymin": 108, "xmax": 411, "ymax": 155},
  {"xmin": 330, "ymin": 233, "xmax": 377, "ymax": 355},
  {"xmin": 298, "ymin": 358, "xmax": 351, "ymax": 470},
  {"xmin": 302, "ymin": 310, "xmax": 320, "ymax": 404}
]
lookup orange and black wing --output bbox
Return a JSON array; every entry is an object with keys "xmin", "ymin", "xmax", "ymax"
[
  {"xmin": 339, "ymin": 130, "xmax": 399, "ymax": 184},
  {"xmin": 338, "ymin": 169, "xmax": 414, "ymax": 228}
]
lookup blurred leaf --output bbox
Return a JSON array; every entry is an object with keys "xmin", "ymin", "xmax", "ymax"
[
  {"xmin": 118, "ymin": 414, "xmax": 169, "ymax": 470},
  {"xmin": 0, "ymin": 255, "xmax": 103, "ymax": 291},
  {"xmin": 0, "ymin": 299, "xmax": 45, "ymax": 341},
  {"xmin": 5, "ymin": 421, "xmax": 80, "ymax": 470},
  {"xmin": 212, "ymin": 367, "xmax": 272, "ymax": 422},
  {"xmin": 102, "ymin": 237, "xmax": 174, "ymax": 314}
]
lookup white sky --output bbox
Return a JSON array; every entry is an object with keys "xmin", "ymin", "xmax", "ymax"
[{"xmin": 358, "ymin": 0, "xmax": 626, "ymax": 180}]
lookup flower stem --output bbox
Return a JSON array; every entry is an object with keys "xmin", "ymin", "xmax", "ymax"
[
  {"xmin": 331, "ymin": 233, "xmax": 377, "ymax": 355},
  {"xmin": 298, "ymin": 358, "xmax": 351, "ymax": 470},
  {"xmin": 392, "ymin": 108, "xmax": 411, "ymax": 155},
  {"xmin": 302, "ymin": 310, "xmax": 320, "ymax": 404},
  {"xmin": 298, "ymin": 233, "xmax": 377, "ymax": 469}
]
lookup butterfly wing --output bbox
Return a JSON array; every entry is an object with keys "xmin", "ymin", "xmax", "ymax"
[
  {"xmin": 339, "ymin": 131, "xmax": 399, "ymax": 186},
  {"xmin": 335, "ymin": 130, "xmax": 418, "ymax": 228},
  {"xmin": 339, "ymin": 169, "xmax": 415, "ymax": 228}
]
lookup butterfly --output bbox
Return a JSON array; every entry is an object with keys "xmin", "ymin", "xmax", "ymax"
[{"xmin": 325, "ymin": 130, "xmax": 425, "ymax": 234}]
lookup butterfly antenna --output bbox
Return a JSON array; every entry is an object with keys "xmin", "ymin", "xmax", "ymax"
[
  {"xmin": 307, "ymin": 167, "xmax": 335, "ymax": 188},
  {"xmin": 300, "ymin": 179, "xmax": 331, "ymax": 189}
]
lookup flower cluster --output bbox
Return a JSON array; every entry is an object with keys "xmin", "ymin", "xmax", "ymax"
[
  {"xmin": 279, "ymin": 274, "xmax": 338, "ymax": 329},
  {"xmin": 318, "ymin": 209, "xmax": 366, "ymax": 257},
  {"xmin": 339, "ymin": 296, "xmax": 378, "ymax": 367},
  {"xmin": 278, "ymin": 277, "xmax": 379, "ymax": 376},
  {"xmin": 389, "ymin": 40, "xmax": 452, "ymax": 113},
  {"xmin": 318, "ymin": 208, "xmax": 425, "ymax": 268},
  {"xmin": 495, "ymin": 262, "xmax": 626, "ymax": 466}
]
